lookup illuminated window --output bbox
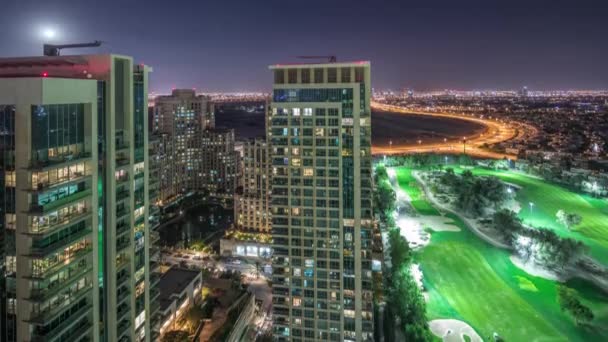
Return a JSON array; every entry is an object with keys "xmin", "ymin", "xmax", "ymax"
[
  {"xmin": 293, "ymin": 108, "xmax": 301, "ymax": 116},
  {"xmin": 293, "ymin": 298, "xmax": 302, "ymax": 307},
  {"xmin": 291, "ymin": 158, "xmax": 301, "ymax": 167},
  {"xmin": 293, "ymin": 268, "xmax": 301, "ymax": 276},
  {"xmin": 292, "ymin": 148, "xmax": 300, "ymax": 155},
  {"xmin": 303, "ymin": 168, "xmax": 314, "ymax": 177},
  {"xmin": 4, "ymin": 171, "xmax": 15, "ymax": 187},
  {"xmin": 315, "ymin": 128, "xmax": 324, "ymax": 136},
  {"xmin": 303, "ymin": 108, "xmax": 313, "ymax": 116}
]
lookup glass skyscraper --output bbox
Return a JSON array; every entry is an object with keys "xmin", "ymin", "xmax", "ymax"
[
  {"xmin": 269, "ymin": 61, "xmax": 374, "ymax": 341},
  {"xmin": 0, "ymin": 54, "xmax": 158, "ymax": 342}
]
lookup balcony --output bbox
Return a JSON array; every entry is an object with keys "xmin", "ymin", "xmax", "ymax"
[
  {"xmin": 116, "ymin": 238, "xmax": 131, "ymax": 253},
  {"xmin": 116, "ymin": 221, "xmax": 131, "ymax": 237},
  {"xmin": 150, "ymin": 287, "xmax": 160, "ymax": 302},
  {"xmin": 27, "ymin": 245, "xmax": 92, "ymax": 280},
  {"xmin": 116, "ymin": 159, "xmax": 131, "ymax": 171},
  {"xmin": 117, "ymin": 271, "xmax": 130, "ymax": 288},
  {"xmin": 28, "ymin": 263, "xmax": 92, "ymax": 302},
  {"xmin": 116, "ymin": 256, "xmax": 130, "ymax": 272},
  {"xmin": 28, "ymin": 189, "xmax": 92, "ymax": 215},
  {"xmin": 30, "ymin": 305, "xmax": 92, "ymax": 342},
  {"xmin": 116, "ymin": 304, "xmax": 131, "ymax": 323},
  {"xmin": 117, "ymin": 318, "xmax": 131, "ymax": 340},
  {"xmin": 116, "ymin": 205, "xmax": 130, "ymax": 220},
  {"xmin": 150, "ymin": 272, "xmax": 160, "ymax": 288},
  {"xmin": 27, "ymin": 152, "xmax": 92, "ymax": 171},
  {"xmin": 117, "ymin": 287, "xmax": 131, "ymax": 305},
  {"xmin": 26, "ymin": 210, "xmax": 91, "ymax": 237},
  {"xmin": 27, "ymin": 283, "xmax": 93, "ymax": 324},
  {"xmin": 28, "ymin": 227, "xmax": 92, "ymax": 258},
  {"xmin": 27, "ymin": 174, "xmax": 92, "ymax": 194},
  {"xmin": 150, "ymin": 230, "xmax": 160, "ymax": 245}
]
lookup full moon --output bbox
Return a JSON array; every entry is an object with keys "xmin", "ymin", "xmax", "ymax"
[{"xmin": 42, "ymin": 28, "xmax": 56, "ymax": 39}]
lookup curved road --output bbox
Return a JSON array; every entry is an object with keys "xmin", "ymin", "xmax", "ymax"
[{"xmin": 371, "ymin": 102, "xmax": 537, "ymax": 160}]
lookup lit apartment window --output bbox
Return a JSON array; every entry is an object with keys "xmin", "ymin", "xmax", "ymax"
[
  {"xmin": 303, "ymin": 108, "xmax": 313, "ymax": 116},
  {"xmin": 303, "ymin": 168, "xmax": 314, "ymax": 177},
  {"xmin": 293, "ymin": 298, "xmax": 302, "ymax": 307},
  {"xmin": 4, "ymin": 171, "xmax": 15, "ymax": 187},
  {"xmin": 293, "ymin": 108, "xmax": 301, "ymax": 116}
]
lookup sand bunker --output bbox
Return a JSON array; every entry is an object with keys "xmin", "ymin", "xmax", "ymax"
[
  {"xmin": 419, "ymin": 215, "xmax": 461, "ymax": 232},
  {"xmin": 510, "ymin": 255, "xmax": 561, "ymax": 281},
  {"xmin": 430, "ymin": 319, "xmax": 483, "ymax": 342}
]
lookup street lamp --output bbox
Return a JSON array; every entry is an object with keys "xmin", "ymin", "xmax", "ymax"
[{"xmin": 462, "ymin": 137, "xmax": 467, "ymax": 154}]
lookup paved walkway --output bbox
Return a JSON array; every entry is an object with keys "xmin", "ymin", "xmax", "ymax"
[{"xmin": 412, "ymin": 170, "xmax": 511, "ymax": 249}]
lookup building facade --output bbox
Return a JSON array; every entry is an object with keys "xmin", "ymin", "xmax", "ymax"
[
  {"xmin": 200, "ymin": 128, "xmax": 238, "ymax": 200},
  {"xmin": 153, "ymin": 89, "xmax": 214, "ymax": 203},
  {"xmin": 0, "ymin": 54, "xmax": 157, "ymax": 342},
  {"xmin": 235, "ymin": 138, "xmax": 271, "ymax": 232},
  {"xmin": 269, "ymin": 61, "xmax": 374, "ymax": 341}
]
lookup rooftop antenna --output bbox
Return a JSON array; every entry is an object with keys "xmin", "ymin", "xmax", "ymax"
[
  {"xmin": 296, "ymin": 55, "xmax": 337, "ymax": 63},
  {"xmin": 43, "ymin": 40, "xmax": 103, "ymax": 56}
]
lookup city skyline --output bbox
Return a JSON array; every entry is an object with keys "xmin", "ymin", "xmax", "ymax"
[{"xmin": 2, "ymin": 0, "xmax": 608, "ymax": 93}]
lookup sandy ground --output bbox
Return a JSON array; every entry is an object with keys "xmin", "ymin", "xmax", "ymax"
[
  {"xmin": 510, "ymin": 255, "xmax": 562, "ymax": 281},
  {"xmin": 430, "ymin": 319, "xmax": 483, "ymax": 342}
]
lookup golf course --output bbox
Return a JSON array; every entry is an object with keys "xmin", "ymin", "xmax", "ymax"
[{"xmin": 391, "ymin": 167, "xmax": 608, "ymax": 341}]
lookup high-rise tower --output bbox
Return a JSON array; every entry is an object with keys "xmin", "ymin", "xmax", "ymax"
[
  {"xmin": 269, "ymin": 61, "xmax": 374, "ymax": 341},
  {"xmin": 0, "ymin": 54, "xmax": 156, "ymax": 342}
]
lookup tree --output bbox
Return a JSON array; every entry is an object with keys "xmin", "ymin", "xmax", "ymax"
[
  {"xmin": 556, "ymin": 210, "xmax": 582, "ymax": 231},
  {"xmin": 162, "ymin": 330, "xmax": 189, "ymax": 342},
  {"xmin": 492, "ymin": 209, "xmax": 522, "ymax": 243},
  {"xmin": 557, "ymin": 285, "xmax": 594, "ymax": 325},
  {"xmin": 184, "ymin": 305, "xmax": 205, "ymax": 333}
]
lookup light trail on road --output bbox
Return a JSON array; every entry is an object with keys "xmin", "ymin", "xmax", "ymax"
[{"xmin": 371, "ymin": 102, "xmax": 536, "ymax": 160}]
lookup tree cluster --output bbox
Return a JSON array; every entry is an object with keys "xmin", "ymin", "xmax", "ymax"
[
  {"xmin": 493, "ymin": 209, "xmax": 588, "ymax": 269},
  {"xmin": 385, "ymin": 229, "xmax": 434, "ymax": 342},
  {"xmin": 440, "ymin": 169, "xmax": 507, "ymax": 216},
  {"xmin": 377, "ymin": 153, "xmax": 473, "ymax": 168},
  {"xmin": 374, "ymin": 164, "xmax": 397, "ymax": 224},
  {"xmin": 557, "ymin": 285, "xmax": 594, "ymax": 325},
  {"xmin": 556, "ymin": 210, "xmax": 582, "ymax": 231}
]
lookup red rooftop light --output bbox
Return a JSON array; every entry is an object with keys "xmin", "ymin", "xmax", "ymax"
[{"xmin": 42, "ymin": 72, "xmax": 48, "ymax": 77}]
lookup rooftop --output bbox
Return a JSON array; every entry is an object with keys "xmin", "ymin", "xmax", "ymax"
[
  {"xmin": 159, "ymin": 267, "xmax": 201, "ymax": 311},
  {"xmin": 269, "ymin": 60, "xmax": 370, "ymax": 69}
]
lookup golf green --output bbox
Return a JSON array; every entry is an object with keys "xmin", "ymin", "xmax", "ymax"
[{"xmin": 391, "ymin": 166, "xmax": 608, "ymax": 341}]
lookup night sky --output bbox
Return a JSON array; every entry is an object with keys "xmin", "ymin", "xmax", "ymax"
[{"xmin": 2, "ymin": 0, "xmax": 607, "ymax": 92}]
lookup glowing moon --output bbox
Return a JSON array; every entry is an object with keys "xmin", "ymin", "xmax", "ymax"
[{"xmin": 42, "ymin": 28, "xmax": 56, "ymax": 39}]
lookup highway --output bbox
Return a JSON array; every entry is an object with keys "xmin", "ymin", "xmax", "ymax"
[{"xmin": 371, "ymin": 102, "xmax": 537, "ymax": 160}]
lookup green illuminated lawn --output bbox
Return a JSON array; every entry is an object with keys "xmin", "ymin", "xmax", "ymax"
[
  {"xmin": 391, "ymin": 166, "xmax": 608, "ymax": 341},
  {"xmin": 451, "ymin": 167, "xmax": 608, "ymax": 266}
]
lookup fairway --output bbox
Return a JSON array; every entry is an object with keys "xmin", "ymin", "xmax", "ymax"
[
  {"xmin": 422, "ymin": 240, "xmax": 563, "ymax": 341},
  {"xmin": 452, "ymin": 167, "xmax": 608, "ymax": 266},
  {"xmin": 391, "ymin": 166, "xmax": 608, "ymax": 341}
]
